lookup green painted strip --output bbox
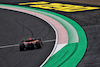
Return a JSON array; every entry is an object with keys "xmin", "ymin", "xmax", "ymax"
[
  {"xmin": 44, "ymin": 43, "xmax": 78, "ymax": 67},
  {"xmin": 0, "ymin": 4, "xmax": 87, "ymax": 67}
]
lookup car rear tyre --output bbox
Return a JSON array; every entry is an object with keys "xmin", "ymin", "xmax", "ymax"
[
  {"xmin": 20, "ymin": 44, "xmax": 25, "ymax": 51},
  {"xmin": 38, "ymin": 38, "xmax": 43, "ymax": 45},
  {"xmin": 36, "ymin": 41, "xmax": 42, "ymax": 49}
]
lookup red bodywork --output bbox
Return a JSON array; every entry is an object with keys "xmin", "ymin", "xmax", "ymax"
[{"xmin": 23, "ymin": 39, "xmax": 39, "ymax": 44}]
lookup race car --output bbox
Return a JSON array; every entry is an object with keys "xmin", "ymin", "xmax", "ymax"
[{"xmin": 20, "ymin": 38, "xmax": 43, "ymax": 51}]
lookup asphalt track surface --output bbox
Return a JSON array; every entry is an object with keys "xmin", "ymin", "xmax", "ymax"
[{"xmin": 0, "ymin": 8, "xmax": 56, "ymax": 67}]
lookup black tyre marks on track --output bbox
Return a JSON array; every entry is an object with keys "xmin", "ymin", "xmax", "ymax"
[
  {"xmin": 15, "ymin": 17, "xmax": 34, "ymax": 41},
  {"xmin": 16, "ymin": 16, "xmax": 51, "ymax": 41},
  {"xmin": 0, "ymin": 8, "xmax": 56, "ymax": 67}
]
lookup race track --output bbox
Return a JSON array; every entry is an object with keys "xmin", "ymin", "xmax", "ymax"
[
  {"xmin": 0, "ymin": 0, "xmax": 100, "ymax": 67},
  {"xmin": 0, "ymin": 8, "xmax": 56, "ymax": 67}
]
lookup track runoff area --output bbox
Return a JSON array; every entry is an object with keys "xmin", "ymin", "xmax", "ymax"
[{"xmin": 0, "ymin": 1, "xmax": 100, "ymax": 67}]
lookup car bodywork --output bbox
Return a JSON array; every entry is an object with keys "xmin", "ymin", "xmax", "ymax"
[{"xmin": 20, "ymin": 38, "xmax": 43, "ymax": 51}]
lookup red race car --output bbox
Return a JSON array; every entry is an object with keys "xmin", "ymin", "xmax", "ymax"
[{"xmin": 20, "ymin": 38, "xmax": 43, "ymax": 51}]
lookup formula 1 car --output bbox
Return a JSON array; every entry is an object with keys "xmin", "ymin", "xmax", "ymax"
[{"xmin": 20, "ymin": 38, "xmax": 43, "ymax": 51}]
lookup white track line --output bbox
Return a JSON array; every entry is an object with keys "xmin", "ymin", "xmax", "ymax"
[
  {"xmin": 0, "ymin": 39, "xmax": 55, "ymax": 49},
  {"xmin": 0, "ymin": 44, "xmax": 19, "ymax": 49},
  {"xmin": 43, "ymin": 39, "xmax": 55, "ymax": 43}
]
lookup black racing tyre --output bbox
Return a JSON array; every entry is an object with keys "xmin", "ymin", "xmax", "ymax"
[
  {"xmin": 36, "ymin": 41, "xmax": 42, "ymax": 49},
  {"xmin": 38, "ymin": 38, "xmax": 43, "ymax": 46},
  {"xmin": 31, "ymin": 44, "xmax": 34, "ymax": 49},
  {"xmin": 20, "ymin": 44, "xmax": 25, "ymax": 51}
]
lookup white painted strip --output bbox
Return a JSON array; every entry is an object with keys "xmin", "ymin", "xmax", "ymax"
[
  {"xmin": 43, "ymin": 39, "xmax": 56, "ymax": 43},
  {"xmin": 0, "ymin": 44, "xmax": 19, "ymax": 49},
  {"xmin": 53, "ymin": 43, "xmax": 68, "ymax": 55}
]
